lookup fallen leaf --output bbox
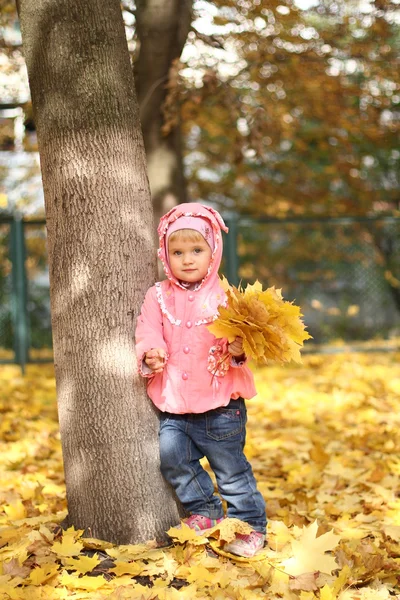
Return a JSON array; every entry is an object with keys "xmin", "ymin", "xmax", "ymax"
[
  {"xmin": 289, "ymin": 572, "xmax": 318, "ymax": 591},
  {"xmin": 282, "ymin": 521, "xmax": 340, "ymax": 576},
  {"xmin": 63, "ymin": 553, "xmax": 101, "ymax": 574},
  {"xmin": 28, "ymin": 563, "xmax": 59, "ymax": 585},
  {"xmin": 51, "ymin": 527, "xmax": 84, "ymax": 557},
  {"xmin": 2, "ymin": 558, "xmax": 31, "ymax": 579},
  {"xmin": 111, "ymin": 559, "xmax": 144, "ymax": 576},
  {"xmin": 167, "ymin": 523, "xmax": 208, "ymax": 545}
]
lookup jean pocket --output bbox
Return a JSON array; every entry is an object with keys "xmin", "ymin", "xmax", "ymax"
[{"xmin": 206, "ymin": 407, "xmax": 243, "ymax": 441}]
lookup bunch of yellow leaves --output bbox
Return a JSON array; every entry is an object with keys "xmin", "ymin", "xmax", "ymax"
[{"xmin": 207, "ymin": 278, "xmax": 311, "ymax": 365}]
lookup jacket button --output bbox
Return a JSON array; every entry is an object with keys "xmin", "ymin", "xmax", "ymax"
[
  {"xmin": 183, "ymin": 346, "xmax": 190, "ymax": 354},
  {"xmin": 188, "ymin": 293, "xmax": 195, "ymax": 302},
  {"xmin": 182, "ymin": 372, "xmax": 188, "ymax": 380},
  {"xmin": 186, "ymin": 320, "xmax": 192, "ymax": 328}
]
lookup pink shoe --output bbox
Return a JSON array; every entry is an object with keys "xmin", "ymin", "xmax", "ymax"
[
  {"xmin": 181, "ymin": 514, "xmax": 224, "ymax": 532},
  {"xmin": 224, "ymin": 531, "xmax": 265, "ymax": 557}
]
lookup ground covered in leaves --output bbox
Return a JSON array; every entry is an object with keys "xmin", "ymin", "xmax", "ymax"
[{"xmin": 0, "ymin": 352, "xmax": 399, "ymax": 599}]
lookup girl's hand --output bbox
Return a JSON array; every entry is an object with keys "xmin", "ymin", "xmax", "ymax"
[
  {"xmin": 228, "ymin": 336, "xmax": 245, "ymax": 357},
  {"xmin": 144, "ymin": 348, "xmax": 166, "ymax": 373}
]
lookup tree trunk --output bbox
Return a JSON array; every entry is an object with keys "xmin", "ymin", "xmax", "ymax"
[
  {"xmin": 135, "ymin": 0, "xmax": 192, "ymax": 225},
  {"xmin": 17, "ymin": 0, "xmax": 181, "ymax": 544}
]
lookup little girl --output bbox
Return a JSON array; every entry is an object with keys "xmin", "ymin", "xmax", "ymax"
[{"xmin": 135, "ymin": 202, "xmax": 266, "ymax": 557}]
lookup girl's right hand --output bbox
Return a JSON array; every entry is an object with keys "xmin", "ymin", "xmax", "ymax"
[{"xmin": 144, "ymin": 348, "xmax": 166, "ymax": 373}]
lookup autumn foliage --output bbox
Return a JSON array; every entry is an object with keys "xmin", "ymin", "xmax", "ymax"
[
  {"xmin": 207, "ymin": 278, "xmax": 311, "ymax": 364},
  {"xmin": 1, "ymin": 353, "xmax": 399, "ymax": 599}
]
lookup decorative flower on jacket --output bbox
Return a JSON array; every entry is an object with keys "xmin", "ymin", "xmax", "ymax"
[{"xmin": 207, "ymin": 344, "xmax": 230, "ymax": 377}]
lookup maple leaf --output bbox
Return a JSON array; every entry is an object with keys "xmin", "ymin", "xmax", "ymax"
[
  {"xmin": 28, "ymin": 563, "xmax": 59, "ymax": 585},
  {"xmin": 0, "ymin": 575, "xmax": 25, "ymax": 600},
  {"xmin": 60, "ymin": 571, "xmax": 108, "ymax": 590},
  {"xmin": 3, "ymin": 500, "xmax": 27, "ymax": 521},
  {"xmin": 288, "ymin": 571, "xmax": 318, "ymax": 591},
  {"xmin": 185, "ymin": 564, "xmax": 216, "ymax": 585},
  {"xmin": 331, "ymin": 565, "xmax": 352, "ymax": 596},
  {"xmin": 206, "ymin": 517, "xmax": 253, "ymax": 543},
  {"xmin": 320, "ymin": 583, "xmax": 338, "ymax": 600},
  {"xmin": 63, "ymin": 553, "xmax": 101, "ymax": 574},
  {"xmin": 282, "ymin": 521, "xmax": 341, "ymax": 576},
  {"xmin": 383, "ymin": 525, "xmax": 400, "ymax": 542},
  {"xmin": 108, "ymin": 545, "xmax": 165, "ymax": 563},
  {"xmin": 268, "ymin": 519, "xmax": 293, "ymax": 551},
  {"xmin": 0, "ymin": 526, "xmax": 25, "ymax": 548},
  {"xmin": 207, "ymin": 278, "xmax": 311, "ymax": 365},
  {"xmin": 111, "ymin": 559, "xmax": 144, "ymax": 576},
  {"xmin": 2, "ymin": 557, "xmax": 31, "ymax": 579},
  {"xmin": 167, "ymin": 523, "xmax": 209, "ymax": 545},
  {"xmin": 81, "ymin": 536, "xmax": 114, "ymax": 551},
  {"xmin": 51, "ymin": 527, "xmax": 84, "ymax": 557},
  {"xmin": 268, "ymin": 568, "xmax": 292, "ymax": 597}
]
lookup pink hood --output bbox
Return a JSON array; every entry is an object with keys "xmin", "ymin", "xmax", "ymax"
[{"xmin": 157, "ymin": 203, "xmax": 228, "ymax": 292}]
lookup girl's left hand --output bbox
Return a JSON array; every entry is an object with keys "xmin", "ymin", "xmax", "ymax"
[{"xmin": 228, "ymin": 336, "xmax": 245, "ymax": 357}]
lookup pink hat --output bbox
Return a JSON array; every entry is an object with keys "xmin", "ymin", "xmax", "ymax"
[{"xmin": 166, "ymin": 215, "xmax": 215, "ymax": 250}]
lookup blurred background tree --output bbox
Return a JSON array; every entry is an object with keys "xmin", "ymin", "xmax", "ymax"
[
  {"xmin": 0, "ymin": 0, "xmax": 399, "ymax": 351},
  {"xmin": 1, "ymin": 0, "xmax": 399, "ymax": 218},
  {"xmin": 178, "ymin": 0, "xmax": 399, "ymax": 219}
]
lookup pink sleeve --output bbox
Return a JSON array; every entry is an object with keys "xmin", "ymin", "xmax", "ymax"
[{"xmin": 135, "ymin": 286, "xmax": 168, "ymax": 377}]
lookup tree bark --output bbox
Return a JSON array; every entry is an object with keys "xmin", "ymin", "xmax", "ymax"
[
  {"xmin": 17, "ymin": 0, "xmax": 180, "ymax": 544},
  {"xmin": 135, "ymin": 0, "xmax": 192, "ymax": 225}
]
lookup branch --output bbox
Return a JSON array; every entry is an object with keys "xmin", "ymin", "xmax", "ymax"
[{"xmin": 190, "ymin": 26, "xmax": 226, "ymax": 50}]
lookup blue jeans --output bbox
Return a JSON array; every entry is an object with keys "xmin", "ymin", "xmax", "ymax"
[{"xmin": 159, "ymin": 398, "xmax": 266, "ymax": 534}]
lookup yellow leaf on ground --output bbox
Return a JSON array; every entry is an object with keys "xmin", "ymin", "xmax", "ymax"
[
  {"xmin": 59, "ymin": 571, "xmax": 108, "ymax": 590},
  {"xmin": 111, "ymin": 560, "xmax": 144, "ymax": 576},
  {"xmin": 320, "ymin": 583, "xmax": 337, "ymax": 599},
  {"xmin": 268, "ymin": 519, "xmax": 293, "ymax": 551},
  {"xmin": 282, "ymin": 521, "xmax": 340, "ymax": 576},
  {"xmin": 64, "ymin": 553, "xmax": 101, "ymax": 574},
  {"xmin": 3, "ymin": 500, "xmax": 27, "ymax": 521},
  {"xmin": 81, "ymin": 536, "xmax": 114, "ymax": 551},
  {"xmin": 167, "ymin": 523, "xmax": 208, "ymax": 545},
  {"xmin": 2, "ymin": 557, "xmax": 31, "ymax": 579},
  {"xmin": 289, "ymin": 572, "xmax": 318, "ymax": 591},
  {"xmin": 185, "ymin": 564, "xmax": 216, "ymax": 585},
  {"xmin": 52, "ymin": 528, "xmax": 84, "ymax": 557},
  {"xmin": 383, "ymin": 525, "xmax": 400, "ymax": 541},
  {"xmin": 29, "ymin": 563, "xmax": 59, "ymax": 585}
]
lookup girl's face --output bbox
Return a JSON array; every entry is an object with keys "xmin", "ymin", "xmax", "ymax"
[{"xmin": 168, "ymin": 234, "xmax": 212, "ymax": 283}]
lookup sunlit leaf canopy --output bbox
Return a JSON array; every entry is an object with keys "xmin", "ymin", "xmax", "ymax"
[
  {"xmin": 1, "ymin": 0, "xmax": 399, "ymax": 218},
  {"xmin": 177, "ymin": 0, "xmax": 400, "ymax": 217}
]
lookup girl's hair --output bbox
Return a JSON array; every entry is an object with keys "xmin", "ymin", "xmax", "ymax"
[{"xmin": 168, "ymin": 228, "xmax": 205, "ymax": 245}]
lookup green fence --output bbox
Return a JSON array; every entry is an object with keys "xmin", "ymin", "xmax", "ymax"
[
  {"xmin": 1, "ymin": 214, "xmax": 399, "ymax": 369},
  {"xmin": 0, "ymin": 216, "xmax": 51, "ymax": 371},
  {"xmin": 223, "ymin": 215, "xmax": 400, "ymax": 347}
]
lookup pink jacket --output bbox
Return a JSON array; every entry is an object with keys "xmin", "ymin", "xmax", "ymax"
[{"xmin": 135, "ymin": 203, "xmax": 257, "ymax": 414}]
